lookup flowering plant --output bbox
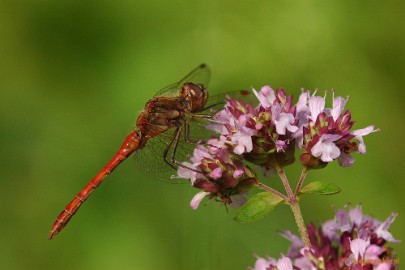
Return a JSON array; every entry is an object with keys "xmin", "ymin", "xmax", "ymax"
[
  {"xmin": 176, "ymin": 86, "xmax": 399, "ymax": 269},
  {"xmin": 252, "ymin": 205, "xmax": 398, "ymax": 270}
]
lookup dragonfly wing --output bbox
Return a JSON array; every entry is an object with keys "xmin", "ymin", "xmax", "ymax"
[
  {"xmin": 133, "ymin": 90, "xmax": 253, "ymax": 182},
  {"xmin": 186, "ymin": 90, "xmax": 254, "ymax": 141},
  {"xmin": 154, "ymin": 64, "xmax": 210, "ymax": 97},
  {"xmin": 153, "ymin": 83, "xmax": 179, "ymax": 98},
  {"xmin": 177, "ymin": 64, "xmax": 210, "ymax": 88},
  {"xmin": 202, "ymin": 89, "xmax": 253, "ymax": 115},
  {"xmin": 132, "ymin": 128, "xmax": 195, "ymax": 183}
]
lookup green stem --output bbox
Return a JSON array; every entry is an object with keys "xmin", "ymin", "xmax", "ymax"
[
  {"xmin": 295, "ymin": 167, "xmax": 309, "ymax": 195},
  {"xmin": 257, "ymin": 182, "xmax": 288, "ymax": 200},
  {"xmin": 275, "ymin": 166, "xmax": 294, "ymax": 198},
  {"xmin": 290, "ymin": 201, "xmax": 311, "ymax": 247},
  {"xmin": 275, "ymin": 165, "xmax": 311, "ymax": 248}
]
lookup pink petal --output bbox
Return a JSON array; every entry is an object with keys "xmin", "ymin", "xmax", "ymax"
[
  {"xmin": 375, "ymin": 263, "xmax": 393, "ymax": 270},
  {"xmin": 338, "ymin": 153, "xmax": 355, "ymax": 167},
  {"xmin": 351, "ymin": 125, "xmax": 375, "ymax": 154},
  {"xmin": 296, "ymin": 91, "xmax": 309, "ymax": 113},
  {"xmin": 233, "ymin": 169, "xmax": 244, "ymax": 178},
  {"xmin": 252, "ymin": 86, "xmax": 276, "ymax": 109},
  {"xmin": 253, "ymin": 257, "xmax": 273, "ymax": 270},
  {"xmin": 276, "ymin": 256, "xmax": 293, "ymax": 270},
  {"xmin": 331, "ymin": 96, "xmax": 346, "ymax": 121},
  {"xmin": 177, "ymin": 162, "xmax": 198, "ymax": 183},
  {"xmin": 365, "ymin": 244, "xmax": 383, "ymax": 260},
  {"xmin": 231, "ymin": 131, "xmax": 254, "ymax": 154},
  {"xmin": 349, "ymin": 206, "xmax": 363, "ymax": 226},
  {"xmin": 375, "ymin": 213, "xmax": 400, "ymax": 243},
  {"xmin": 308, "ymin": 96, "xmax": 325, "ymax": 121},
  {"xmin": 274, "ymin": 113, "xmax": 298, "ymax": 135},
  {"xmin": 311, "ymin": 138, "xmax": 341, "ymax": 162},
  {"xmin": 350, "ymin": 238, "xmax": 369, "ymax": 260},
  {"xmin": 322, "ymin": 220, "xmax": 339, "ymax": 241},
  {"xmin": 209, "ymin": 167, "xmax": 223, "ymax": 180},
  {"xmin": 190, "ymin": 191, "xmax": 209, "ymax": 209}
]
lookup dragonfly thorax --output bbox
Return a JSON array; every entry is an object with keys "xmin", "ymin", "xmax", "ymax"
[{"xmin": 181, "ymin": 82, "xmax": 209, "ymax": 113}]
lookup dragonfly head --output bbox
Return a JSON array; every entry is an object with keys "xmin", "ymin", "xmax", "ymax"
[{"xmin": 181, "ymin": 82, "xmax": 209, "ymax": 112}]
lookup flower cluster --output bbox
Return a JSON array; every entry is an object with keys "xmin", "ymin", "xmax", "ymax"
[
  {"xmin": 177, "ymin": 86, "xmax": 377, "ymax": 208},
  {"xmin": 177, "ymin": 138, "xmax": 257, "ymax": 209},
  {"xmin": 251, "ymin": 205, "xmax": 399, "ymax": 270},
  {"xmin": 207, "ymin": 86, "xmax": 376, "ymax": 170},
  {"xmin": 298, "ymin": 91, "xmax": 376, "ymax": 168},
  {"xmin": 207, "ymin": 86, "xmax": 298, "ymax": 170}
]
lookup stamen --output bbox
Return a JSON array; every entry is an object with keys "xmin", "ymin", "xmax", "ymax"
[
  {"xmin": 306, "ymin": 89, "xmax": 310, "ymax": 99},
  {"xmin": 312, "ymin": 88, "xmax": 318, "ymax": 96}
]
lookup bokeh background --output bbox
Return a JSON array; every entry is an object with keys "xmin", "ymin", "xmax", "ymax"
[{"xmin": 1, "ymin": 1, "xmax": 404, "ymax": 269}]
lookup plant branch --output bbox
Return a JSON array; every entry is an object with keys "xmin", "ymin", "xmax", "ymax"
[
  {"xmin": 257, "ymin": 182, "xmax": 288, "ymax": 200},
  {"xmin": 276, "ymin": 167, "xmax": 295, "ymax": 199},
  {"xmin": 290, "ymin": 201, "xmax": 311, "ymax": 247},
  {"xmin": 295, "ymin": 167, "xmax": 309, "ymax": 195},
  {"xmin": 274, "ymin": 165, "xmax": 311, "ymax": 248}
]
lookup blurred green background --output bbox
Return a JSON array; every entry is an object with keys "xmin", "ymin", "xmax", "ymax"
[{"xmin": 1, "ymin": 0, "xmax": 403, "ymax": 269}]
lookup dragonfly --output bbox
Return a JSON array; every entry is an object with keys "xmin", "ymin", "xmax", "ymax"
[{"xmin": 48, "ymin": 64, "xmax": 249, "ymax": 239}]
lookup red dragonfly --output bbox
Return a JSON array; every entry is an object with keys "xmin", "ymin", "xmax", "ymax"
[{"xmin": 48, "ymin": 64, "xmax": 248, "ymax": 239}]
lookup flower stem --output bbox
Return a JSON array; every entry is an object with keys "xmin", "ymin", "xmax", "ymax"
[
  {"xmin": 275, "ymin": 166, "xmax": 294, "ymax": 198},
  {"xmin": 290, "ymin": 201, "xmax": 311, "ymax": 247},
  {"xmin": 295, "ymin": 167, "xmax": 309, "ymax": 195},
  {"xmin": 275, "ymin": 165, "xmax": 311, "ymax": 248},
  {"xmin": 257, "ymin": 182, "xmax": 288, "ymax": 200}
]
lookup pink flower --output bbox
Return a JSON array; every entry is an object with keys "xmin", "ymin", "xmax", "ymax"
[
  {"xmin": 252, "ymin": 85, "xmax": 276, "ymax": 109},
  {"xmin": 299, "ymin": 90, "xmax": 377, "ymax": 167},
  {"xmin": 311, "ymin": 134, "xmax": 342, "ymax": 162},
  {"xmin": 252, "ymin": 205, "xmax": 399, "ymax": 270},
  {"xmin": 190, "ymin": 191, "xmax": 209, "ymax": 209},
  {"xmin": 351, "ymin": 125, "xmax": 376, "ymax": 154},
  {"xmin": 308, "ymin": 95, "xmax": 325, "ymax": 121},
  {"xmin": 176, "ymin": 140, "xmax": 257, "ymax": 209}
]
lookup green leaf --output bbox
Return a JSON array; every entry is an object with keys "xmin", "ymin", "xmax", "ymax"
[
  {"xmin": 234, "ymin": 192, "xmax": 284, "ymax": 223},
  {"xmin": 299, "ymin": 181, "xmax": 341, "ymax": 195}
]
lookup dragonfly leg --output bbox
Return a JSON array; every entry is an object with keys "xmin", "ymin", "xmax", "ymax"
[
  {"xmin": 163, "ymin": 125, "xmax": 202, "ymax": 173},
  {"xmin": 162, "ymin": 127, "xmax": 180, "ymax": 170},
  {"xmin": 184, "ymin": 118, "xmax": 200, "ymax": 144},
  {"xmin": 189, "ymin": 112, "xmax": 213, "ymax": 119}
]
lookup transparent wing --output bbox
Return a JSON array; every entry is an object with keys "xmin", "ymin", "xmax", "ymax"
[
  {"xmin": 132, "ymin": 90, "xmax": 254, "ymax": 182},
  {"xmin": 202, "ymin": 89, "xmax": 252, "ymax": 115},
  {"xmin": 186, "ymin": 90, "xmax": 254, "ymax": 141},
  {"xmin": 132, "ymin": 127, "xmax": 196, "ymax": 183},
  {"xmin": 154, "ymin": 64, "xmax": 210, "ymax": 97}
]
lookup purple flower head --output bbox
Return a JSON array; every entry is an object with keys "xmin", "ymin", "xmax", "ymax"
[
  {"xmin": 252, "ymin": 205, "xmax": 399, "ymax": 269},
  {"xmin": 177, "ymin": 138, "xmax": 257, "ymax": 209},
  {"xmin": 208, "ymin": 86, "xmax": 300, "ymax": 172},
  {"xmin": 206, "ymin": 87, "xmax": 376, "ymax": 171},
  {"xmin": 298, "ymin": 90, "xmax": 377, "ymax": 168}
]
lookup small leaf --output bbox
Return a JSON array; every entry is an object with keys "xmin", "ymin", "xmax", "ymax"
[
  {"xmin": 299, "ymin": 181, "xmax": 341, "ymax": 195},
  {"xmin": 234, "ymin": 192, "xmax": 284, "ymax": 223}
]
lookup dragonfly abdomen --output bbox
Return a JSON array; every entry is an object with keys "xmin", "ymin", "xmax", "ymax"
[{"xmin": 48, "ymin": 131, "xmax": 142, "ymax": 239}]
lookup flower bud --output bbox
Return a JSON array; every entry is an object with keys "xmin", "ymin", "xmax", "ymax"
[{"xmin": 299, "ymin": 153, "xmax": 328, "ymax": 170}]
